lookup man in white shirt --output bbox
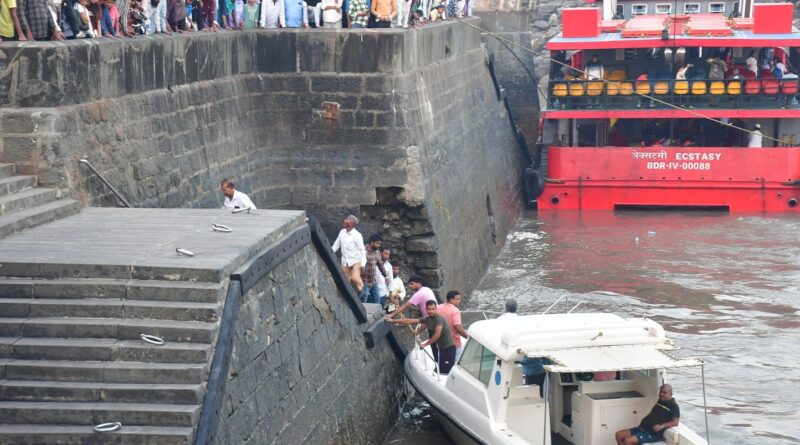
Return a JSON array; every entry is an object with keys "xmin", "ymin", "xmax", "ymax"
[
  {"xmin": 331, "ymin": 214, "xmax": 366, "ymax": 293},
  {"xmin": 220, "ymin": 178, "xmax": 257, "ymax": 210},
  {"xmin": 376, "ymin": 247, "xmax": 394, "ymax": 307},
  {"xmin": 748, "ymin": 123, "xmax": 763, "ymax": 148},
  {"xmin": 318, "ymin": 0, "xmax": 341, "ymax": 27},
  {"xmin": 259, "ymin": 0, "xmax": 285, "ymax": 27},
  {"xmin": 497, "ymin": 299, "xmax": 518, "ymax": 319}
]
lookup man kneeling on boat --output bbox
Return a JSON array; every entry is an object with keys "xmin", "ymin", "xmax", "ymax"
[
  {"xmin": 388, "ymin": 300, "xmax": 457, "ymax": 374},
  {"xmin": 615, "ymin": 384, "xmax": 680, "ymax": 445}
]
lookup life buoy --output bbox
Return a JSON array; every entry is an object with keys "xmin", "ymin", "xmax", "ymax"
[{"xmin": 523, "ymin": 168, "xmax": 545, "ymax": 205}]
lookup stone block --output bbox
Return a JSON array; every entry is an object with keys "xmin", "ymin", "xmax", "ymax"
[{"xmin": 405, "ymin": 236, "xmax": 437, "ymax": 253}]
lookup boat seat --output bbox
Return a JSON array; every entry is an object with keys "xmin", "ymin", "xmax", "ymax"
[
  {"xmin": 763, "ymin": 80, "xmax": 780, "ymax": 95},
  {"xmin": 635, "ymin": 81, "xmax": 651, "ymax": 95},
  {"xmin": 606, "ymin": 82, "xmax": 620, "ymax": 96},
  {"xmin": 618, "ymin": 82, "xmax": 634, "ymax": 96},
  {"xmin": 744, "ymin": 80, "xmax": 762, "ymax": 95},
  {"xmin": 587, "ymin": 81, "xmax": 605, "ymax": 96},
  {"xmin": 691, "ymin": 81, "xmax": 707, "ymax": 95},
  {"xmin": 709, "ymin": 81, "xmax": 726, "ymax": 95},
  {"xmin": 782, "ymin": 80, "xmax": 799, "ymax": 95},
  {"xmin": 609, "ymin": 70, "xmax": 626, "ymax": 81},
  {"xmin": 653, "ymin": 81, "xmax": 670, "ymax": 95},
  {"xmin": 727, "ymin": 81, "xmax": 742, "ymax": 95},
  {"xmin": 552, "ymin": 83, "xmax": 569, "ymax": 97},
  {"xmin": 673, "ymin": 80, "xmax": 689, "ymax": 95},
  {"xmin": 569, "ymin": 82, "xmax": 586, "ymax": 96}
]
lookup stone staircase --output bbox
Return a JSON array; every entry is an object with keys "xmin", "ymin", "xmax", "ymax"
[
  {"xmin": 0, "ymin": 162, "xmax": 80, "ymax": 239},
  {"xmin": 0, "ymin": 277, "xmax": 225, "ymax": 444}
]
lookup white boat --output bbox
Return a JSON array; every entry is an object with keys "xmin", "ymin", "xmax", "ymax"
[{"xmin": 404, "ymin": 313, "xmax": 710, "ymax": 445}]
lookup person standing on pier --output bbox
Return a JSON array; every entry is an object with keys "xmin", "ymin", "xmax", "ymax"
[
  {"xmin": 369, "ymin": 0, "xmax": 394, "ymax": 28},
  {"xmin": 388, "ymin": 300, "xmax": 457, "ymax": 374},
  {"xmin": 332, "ymin": 215, "xmax": 367, "ymax": 294},
  {"xmin": 437, "ymin": 290, "xmax": 468, "ymax": 361},
  {"xmin": 375, "ymin": 246, "xmax": 394, "ymax": 308},
  {"xmin": 220, "ymin": 179, "xmax": 257, "ymax": 210},
  {"xmin": 359, "ymin": 234, "xmax": 388, "ymax": 304},
  {"xmin": 384, "ymin": 275, "xmax": 435, "ymax": 319}
]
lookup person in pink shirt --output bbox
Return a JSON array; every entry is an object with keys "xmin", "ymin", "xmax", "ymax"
[
  {"xmin": 384, "ymin": 275, "xmax": 435, "ymax": 320},
  {"xmin": 436, "ymin": 290, "xmax": 469, "ymax": 362}
]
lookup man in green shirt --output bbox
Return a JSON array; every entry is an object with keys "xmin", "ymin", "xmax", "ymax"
[
  {"xmin": 347, "ymin": 0, "xmax": 367, "ymax": 28},
  {"xmin": 389, "ymin": 300, "xmax": 457, "ymax": 373}
]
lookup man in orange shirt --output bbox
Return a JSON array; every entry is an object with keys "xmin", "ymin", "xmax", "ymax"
[
  {"xmin": 437, "ymin": 290, "xmax": 469, "ymax": 362},
  {"xmin": 369, "ymin": 0, "xmax": 394, "ymax": 27}
]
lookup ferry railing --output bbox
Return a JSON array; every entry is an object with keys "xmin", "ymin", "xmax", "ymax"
[{"xmin": 547, "ymin": 78, "xmax": 800, "ymax": 110}]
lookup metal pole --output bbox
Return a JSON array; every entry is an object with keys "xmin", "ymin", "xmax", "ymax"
[
  {"xmin": 541, "ymin": 373, "xmax": 549, "ymax": 444},
  {"xmin": 78, "ymin": 159, "xmax": 132, "ymax": 208},
  {"xmin": 701, "ymin": 364, "xmax": 711, "ymax": 444},
  {"xmin": 542, "ymin": 295, "xmax": 566, "ymax": 314}
]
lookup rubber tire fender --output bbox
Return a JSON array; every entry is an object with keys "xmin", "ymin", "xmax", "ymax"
[{"xmin": 524, "ymin": 167, "xmax": 545, "ymax": 204}]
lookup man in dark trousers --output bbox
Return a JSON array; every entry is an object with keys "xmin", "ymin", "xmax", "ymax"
[
  {"xmin": 388, "ymin": 300, "xmax": 456, "ymax": 374},
  {"xmin": 615, "ymin": 384, "xmax": 680, "ymax": 445}
]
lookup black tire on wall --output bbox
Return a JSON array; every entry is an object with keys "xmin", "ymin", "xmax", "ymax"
[{"xmin": 523, "ymin": 167, "xmax": 545, "ymax": 207}]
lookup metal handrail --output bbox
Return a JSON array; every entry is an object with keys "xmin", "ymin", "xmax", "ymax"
[{"xmin": 78, "ymin": 159, "xmax": 132, "ymax": 208}]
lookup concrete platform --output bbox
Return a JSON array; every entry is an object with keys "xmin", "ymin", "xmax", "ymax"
[{"xmin": 0, "ymin": 208, "xmax": 306, "ymax": 282}]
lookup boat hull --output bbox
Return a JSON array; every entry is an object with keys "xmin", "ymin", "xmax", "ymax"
[{"xmin": 539, "ymin": 146, "xmax": 800, "ymax": 212}]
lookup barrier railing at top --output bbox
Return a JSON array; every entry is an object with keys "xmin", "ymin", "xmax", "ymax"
[{"xmin": 548, "ymin": 78, "xmax": 800, "ymax": 110}]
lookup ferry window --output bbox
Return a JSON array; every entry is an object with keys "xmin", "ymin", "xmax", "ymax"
[
  {"xmin": 709, "ymin": 2, "xmax": 724, "ymax": 13},
  {"xmin": 458, "ymin": 340, "xmax": 497, "ymax": 386},
  {"xmin": 683, "ymin": 3, "xmax": 701, "ymax": 13},
  {"xmin": 732, "ymin": 2, "xmax": 739, "ymax": 14},
  {"xmin": 655, "ymin": 4, "xmax": 672, "ymax": 14},
  {"xmin": 631, "ymin": 4, "xmax": 647, "ymax": 15}
]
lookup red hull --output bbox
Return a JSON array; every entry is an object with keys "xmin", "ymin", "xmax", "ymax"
[{"xmin": 539, "ymin": 147, "xmax": 800, "ymax": 212}]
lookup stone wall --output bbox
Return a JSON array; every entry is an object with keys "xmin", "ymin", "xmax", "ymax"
[
  {"xmin": 214, "ymin": 243, "xmax": 402, "ymax": 444},
  {"xmin": 0, "ymin": 20, "xmax": 524, "ymax": 296}
]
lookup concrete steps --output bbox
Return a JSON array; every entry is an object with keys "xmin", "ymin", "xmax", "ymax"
[
  {"xmin": 0, "ymin": 275, "xmax": 221, "ymax": 442},
  {"xmin": 0, "ymin": 162, "xmax": 80, "ymax": 239},
  {"xmin": 0, "ymin": 424, "xmax": 194, "ymax": 445}
]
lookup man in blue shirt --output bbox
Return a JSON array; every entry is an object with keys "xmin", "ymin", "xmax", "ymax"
[
  {"xmin": 521, "ymin": 356, "xmax": 552, "ymax": 397},
  {"xmin": 284, "ymin": 0, "xmax": 308, "ymax": 27}
]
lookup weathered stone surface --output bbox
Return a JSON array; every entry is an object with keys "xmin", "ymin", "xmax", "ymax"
[{"xmin": 215, "ymin": 245, "xmax": 404, "ymax": 445}]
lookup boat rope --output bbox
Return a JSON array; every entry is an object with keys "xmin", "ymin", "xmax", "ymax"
[
  {"xmin": 701, "ymin": 364, "xmax": 712, "ymax": 444},
  {"xmin": 454, "ymin": 17, "xmax": 786, "ymax": 145},
  {"xmin": 397, "ymin": 313, "xmax": 441, "ymax": 376}
]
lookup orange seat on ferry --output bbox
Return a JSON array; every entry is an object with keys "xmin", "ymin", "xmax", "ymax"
[
  {"xmin": 569, "ymin": 82, "xmax": 586, "ymax": 96},
  {"xmin": 552, "ymin": 83, "xmax": 569, "ymax": 97},
  {"xmin": 606, "ymin": 82, "xmax": 620, "ymax": 96},
  {"xmin": 744, "ymin": 80, "xmax": 761, "ymax": 95},
  {"xmin": 709, "ymin": 81, "xmax": 726, "ymax": 95},
  {"xmin": 635, "ymin": 81, "xmax": 650, "ymax": 95},
  {"xmin": 762, "ymin": 80, "xmax": 780, "ymax": 95},
  {"xmin": 673, "ymin": 81, "xmax": 690, "ymax": 95},
  {"xmin": 691, "ymin": 81, "xmax": 707, "ymax": 95},
  {"xmin": 587, "ymin": 82, "xmax": 605, "ymax": 96},
  {"xmin": 783, "ymin": 80, "xmax": 799, "ymax": 95},
  {"xmin": 727, "ymin": 81, "xmax": 742, "ymax": 95},
  {"xmin": 653, "ymin": 81, "xmax": 670, "ymax": 95},
  {"xmin": 618, "ymin": 82, "xmax": 634, "ymax": 95}
]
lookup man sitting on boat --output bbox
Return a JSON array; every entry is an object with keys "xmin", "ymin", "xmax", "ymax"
[
  {"xmin": 388, "ymin": 300, "xmax": 457, "ymax": 374},
  {"xmin": 615, "ymin": 384, "xmax": 680, "ymax": 445}
]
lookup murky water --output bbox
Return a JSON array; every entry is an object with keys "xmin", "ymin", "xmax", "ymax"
[{"xmin": 384, "ymin": 210, "xmax": 800, "ymax": 444}]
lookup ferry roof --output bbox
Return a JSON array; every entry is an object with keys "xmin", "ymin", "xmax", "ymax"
[
  {"xmin": 547, "ymin": 29, "xmax": 800, "ymax": 50},
  {"xmin": 468, "ymin": 313, "xmax": 702, "ymax": 371},
  {"xmin": 548, "ymin": 13, "xmax": 800, "ymax": 50}
]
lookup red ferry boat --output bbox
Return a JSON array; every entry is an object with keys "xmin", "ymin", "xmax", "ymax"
[{"xmin": 535, "ymin": 3, "xmax": 800, "ymax": 212}]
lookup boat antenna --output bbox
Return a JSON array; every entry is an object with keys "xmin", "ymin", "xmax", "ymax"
[
  {"xmin": 453, "ymin": 17, "xmax": 785, "ymax": 145},
  {"xmin": 542, "ymin": 295, "xmax": 566, "ymax": 314},
  {"xmin": 541, "ymin": 373, "xmax": 550, "ymax": 445},
  {"xmin": 701, "ymin": 363, "xmax": 711, "ymax": 444}
]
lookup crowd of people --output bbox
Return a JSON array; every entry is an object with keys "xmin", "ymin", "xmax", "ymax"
[{"xmin": 0, "ymin": 0, "xmax": 471, "ymax": 41}]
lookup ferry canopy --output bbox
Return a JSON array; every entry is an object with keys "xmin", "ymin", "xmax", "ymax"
[
  {"xmin": 533, "ymin": 344, "xmax": 703, "ymax": 373},
  {"xmin": 546, "ymin": 29, "xmax": 800, "ymax": 51}
]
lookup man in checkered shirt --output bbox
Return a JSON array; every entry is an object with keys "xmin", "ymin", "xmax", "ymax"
[{"xmin": 16, "ymin": 0, "xmax": 63, "ymax": 40}]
